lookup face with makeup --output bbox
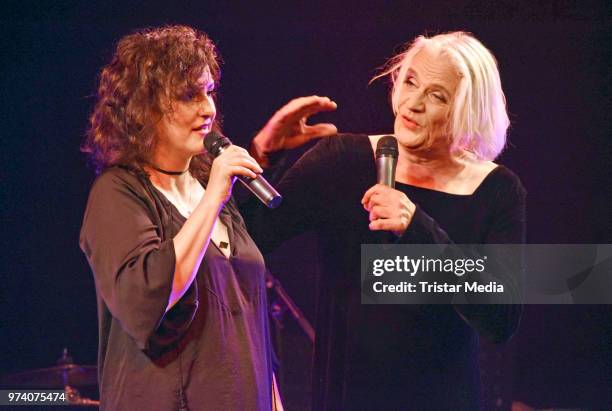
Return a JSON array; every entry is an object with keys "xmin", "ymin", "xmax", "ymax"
[
  {"xmin": 155, "ymin": 69, "xmax": 216, "ymax": 161},
  {"xmin": 393, "ymin": 45, "xmax": 461, "ymax": 153}
]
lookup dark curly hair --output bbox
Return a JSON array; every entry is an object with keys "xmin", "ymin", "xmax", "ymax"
[{"xmin": 82, "ymin": 25, "xmax": 221, "ymax": 180}]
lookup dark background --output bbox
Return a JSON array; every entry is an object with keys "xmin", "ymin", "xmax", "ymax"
[{"xmin": 2, "ymin": 1, "xmax": 611, "ymax": 409}]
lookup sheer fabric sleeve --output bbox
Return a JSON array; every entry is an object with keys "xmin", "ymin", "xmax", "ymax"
[{"xmin": 79, "ymin": 169, "xmax": 198, "ymax": 353}]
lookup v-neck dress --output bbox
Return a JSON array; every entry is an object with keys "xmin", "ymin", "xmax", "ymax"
[
  {"xmin": 80, "ymin": 166, "xmax": 273, "ymax": 411},
  {"xmin": 242, "ymin": 133, "xmax": 526, "ymax": 410}
]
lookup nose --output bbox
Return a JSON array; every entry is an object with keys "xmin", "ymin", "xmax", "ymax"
[
  {"xmin": 197, "ymin": 95, "xmax": 216, "ymax": 119},
  {"xmin": 407, "ymin": 92, "xmax": 425, "ymax": 113}
]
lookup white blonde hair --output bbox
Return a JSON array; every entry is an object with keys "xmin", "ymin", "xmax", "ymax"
[{"xmin": 374, "ymin": 32, "xmax": 510, "ymax": 160}]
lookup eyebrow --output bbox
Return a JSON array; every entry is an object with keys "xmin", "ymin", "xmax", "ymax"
[
  {"xmin": 406, "ymin": 68, "xmax": 451, "ymax": 95},
  {"xmin": 196, "ymin": 80, "xmax": 215, "ymax": 91}
]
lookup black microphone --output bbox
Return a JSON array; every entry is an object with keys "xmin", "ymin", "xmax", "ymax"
[
  {"xmin": 204, "ymin": 131, "xmax": 282, "ymax": 209},
  {"xmin": 376, "ymin": 136, "xmax": 398, "ymax": 188}
]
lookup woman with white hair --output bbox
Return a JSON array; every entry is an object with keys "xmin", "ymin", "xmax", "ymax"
[{"xmin": 248, "ymin": 31, "xmax": 526, "ymax": 409}]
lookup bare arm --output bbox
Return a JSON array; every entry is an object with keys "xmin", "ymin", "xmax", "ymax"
[{"xmin": 167, "ymin": 145, "xmax": 262, "ymax": 310}]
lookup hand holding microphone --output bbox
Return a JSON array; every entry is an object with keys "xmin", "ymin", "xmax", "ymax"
[
  {"xmin": 205, "ymin": 131, "xmax": 282, "ymax": 209},
  {"xmin": 361, "ymin": 136, "xmax": 415, "ymax": 236}
]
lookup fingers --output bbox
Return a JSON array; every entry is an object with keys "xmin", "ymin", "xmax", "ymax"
[
  {"xmin": 361, "ymin": 184, "xmax": 415, "ymax": 235},
  {"xmin": 222, "ymin": 144, "xmax": 250, "ymax": 156},
  {"xmin": 304, "ymin": 123, "xmax": 338, "ymax": 138},
  {"xmin": 361, "ymin": 184, "xmax": 387, "ymax": 210},
  {"xmin": 369, "ymin": 215, "xmax": 412, "ymax": 236},
  {"xmin": 363, "ymin": 193, "xmax": 384, "ymax": 212},
  {"xmin": 369, "ymin": 205, "xmax": 392, "ymax": 221},
  {"xmin": 275, "ymin": 96, "xmax": 337, "ymax": 123},
  {"xmin": 369, "ymin": 218, "xmax": 403, "ymax": 232},
  {"xmin": 215, "ymin": 146, "xmax": 263, "ymax": 177},
  {"xmin": 228, "ymin": 165, "xmax": 259, "ymax": 179},
  {"xmin": 206, "ymin": 145, "xmax": 265, "ymax": 204},
  {"xmin": 255, "ymin": 96, "xmax": 338, "ymax": 154},
  {"xmin": 280, "ymin": 122, "xmax": 339, "ymax": 150},
  {"xmin": 281, "ymin": 96, "xmax": 337, "ymax": 115},
  {"xmin": 226, "ymin": 157, "xmax": 261, "ymax": 178},
  {"xmin": 224, "ymin": 146, "xmax": 263, "ymax": 170}
]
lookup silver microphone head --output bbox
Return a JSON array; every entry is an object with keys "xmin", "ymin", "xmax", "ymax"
[{"xmin": 375, "ymin": 136, "xmax": 398, "ymax": 188}]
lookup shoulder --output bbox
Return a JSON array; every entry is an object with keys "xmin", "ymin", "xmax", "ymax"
[
  {"xmin": 88, "ymin": 166, "xmax": 151, "ymax": 203},
  {"xmin": 458, "ymin": 149, "xmax": 526, "ymax": 198},
  {"xmin": 479, "ymin": 164, "xmax": 527, "ymax": 206},
  {"xmin": 81, "ymin": 166, "xmax": 160, "ymax": 236},
  {"xmin": 489, "ymin": 165, "xmax": 526, "ymax": 194},
  {"xmin": 92, "ymin": 166, "xmax": 144, "ymax": 190}
]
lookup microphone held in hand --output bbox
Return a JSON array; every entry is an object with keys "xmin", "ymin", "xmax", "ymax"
[
  {"xmin": 204, "ymin": 131, "xmax": 282, "ymax": 209},
  {"xmin": 376, "ymin": 135, "xmax": 398, "ymax": 188}
]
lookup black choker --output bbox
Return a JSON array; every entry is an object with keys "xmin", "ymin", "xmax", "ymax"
[{"xmin": 152, "ymin": 165, "xmax": 189, "ymax": 176}]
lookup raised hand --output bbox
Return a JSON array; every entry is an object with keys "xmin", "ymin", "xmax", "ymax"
[{"xmin": 251, "ymin": 96, "xmax": 338, "ymax": 164}]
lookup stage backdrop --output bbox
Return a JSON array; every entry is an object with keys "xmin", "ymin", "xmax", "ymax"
[{"xmin": 2, "ymin": 1, "xmax": 611, "ymax": 409}]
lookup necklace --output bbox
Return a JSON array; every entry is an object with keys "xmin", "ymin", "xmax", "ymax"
[
  {"xmin": 183, "ymin": 176, "xmax": 195, "ymax": 217},
  {"xmin": 171, "ymin": 178, "xmax": 195, "ymax": 218},
  {"xmin": 152, "ymin": 165, "xmax": 189, "ymax": 175},
  {"xmin": 188, "ymin": 177, "xmax": 195, "ymax": 216}
]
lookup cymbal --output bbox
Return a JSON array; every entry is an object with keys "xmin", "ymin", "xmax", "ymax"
[{"xmin": 1, "ymin": 364, "xmax": 97, "ymax": 388}]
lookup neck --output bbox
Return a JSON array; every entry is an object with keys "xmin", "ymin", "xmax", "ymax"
[
  {"xmin": 396, "ymin": 143, "xmax": 465, "ymax": 185},
  {"xmin": 151, "ymin": 147, "xmax": 192, "ymax": 172},
  {"xmin": 152, "ymin": 165, "xmax": 188, "ymax": 176},
  {"xmin": 147, "ymin": 154, "xmax": 194, "ymax": 193}
]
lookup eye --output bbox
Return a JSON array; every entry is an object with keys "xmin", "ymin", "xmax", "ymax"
[
  {"xmin": 405, "ymin": 77, "xmax": 417, "ymax": 87},
  {"xmin": 181, "ymin": 89, "xmax": 202, "ymax": 102},
  {"xmin": 429, "ymin": 92, "xmax": 446, "ymax": 103}
]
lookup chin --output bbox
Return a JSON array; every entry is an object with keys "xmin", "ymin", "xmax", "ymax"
[
  {"xmin": 189, "ymin": 140, "xmax": 205, "ymax": 153},
  {"xmin": 396, "ymin": 129, "xmax": 428, "ymax": 149}
]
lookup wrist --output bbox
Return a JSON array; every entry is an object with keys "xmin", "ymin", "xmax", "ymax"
[
  {"xmin": 394, "ymin": 201, "xmax": 417, "ymax": 237},
  {"xmin": 199, "ymin": 190, "xmax": 226, "ymax": 211},
  {"xmin": 249, "ymin": 138, "xmax": 271, "ymax": 168}
]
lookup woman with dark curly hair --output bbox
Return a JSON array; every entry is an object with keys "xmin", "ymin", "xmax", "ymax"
[{"xmin": 79, "ymin": 25, "xmax": 336, "ymax": 411}]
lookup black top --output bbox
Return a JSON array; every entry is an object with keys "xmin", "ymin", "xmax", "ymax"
[
  {"xmin": 243, "ymin": 134, "xmax": 526, "ymax": 411},
  {"xmin": 80, "ymin": 167, "xmax": 273, "ymax": 411}
]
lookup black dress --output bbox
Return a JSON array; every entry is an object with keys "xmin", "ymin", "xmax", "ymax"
[
  {"xmin": 243, "ymin": 134, "xmax": 526, "ymax": 411},
  {"xmin": 80, "ymin": 167, "xmax": 273, "ymax": 411}
]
